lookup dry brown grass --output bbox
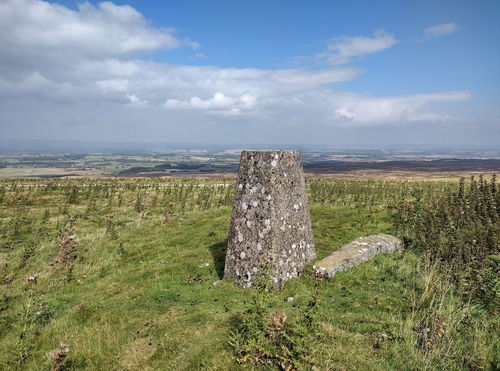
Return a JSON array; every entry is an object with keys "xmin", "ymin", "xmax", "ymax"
[
  {"xmin": 56, "ymin": 235, "xmax": 78, "ymax": 267},
  {"xmin": 48, "ymin": 343, "xmax": 69, "ymax": 371},
  {"xmin": 120, "ymin": 338, "xmax": 157, "ymax": 370}
]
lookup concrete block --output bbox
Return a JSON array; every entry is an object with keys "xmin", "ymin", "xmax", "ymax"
[{"xmin": 225, "ymin": 150, "xmax": 316, "ymax": 288}]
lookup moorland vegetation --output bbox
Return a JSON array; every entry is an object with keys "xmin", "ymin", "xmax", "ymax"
[{"xmin": 0, "ymin": 176, "xmax": 498, "ymax": 369}]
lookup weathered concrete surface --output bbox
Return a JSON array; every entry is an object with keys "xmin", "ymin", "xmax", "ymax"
[
  {"xmin": 225, "ymin": 150, "xmax": 315, "ymax": 288},
  {"xmin": 313, "ymin": 234, "xmax": 402, "ymax": 278}
]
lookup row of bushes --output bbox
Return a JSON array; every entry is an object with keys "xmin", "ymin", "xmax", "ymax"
[{"xmin": 398, "ymin": 176, "xmax": 499, "ymax": 312}]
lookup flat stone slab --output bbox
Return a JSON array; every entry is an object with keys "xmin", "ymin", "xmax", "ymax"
[{"xmin": 313, "ymin": 234, "xmax": 402, "ymax": 277}]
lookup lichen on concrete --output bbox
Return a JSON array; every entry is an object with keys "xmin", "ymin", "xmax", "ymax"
[
  {"xmin": 224, "ymin": 150, "xmax": 316, "ymax": 288},
  {"xmin": 313, "ymin": 234, "xmax": 402, "ymax": 278}
]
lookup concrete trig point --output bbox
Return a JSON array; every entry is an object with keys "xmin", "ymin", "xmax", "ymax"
[{"xmin": 224, "ymin": 150, "xmax": 316, "ymax": 288}]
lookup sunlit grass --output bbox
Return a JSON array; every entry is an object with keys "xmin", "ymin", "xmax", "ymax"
[{"xmin": 0, "ymin": 178, "xmax": 497, "ymax": 369}]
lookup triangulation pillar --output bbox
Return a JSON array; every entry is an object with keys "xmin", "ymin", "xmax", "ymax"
[{"xmin": 224, "ymin": 150, "xmax": 316, "ymax": 288}]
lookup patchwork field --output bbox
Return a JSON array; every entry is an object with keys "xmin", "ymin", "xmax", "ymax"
[{"xmin": 2, "ymin": 148, "xmax": 499, "ymax": 179}]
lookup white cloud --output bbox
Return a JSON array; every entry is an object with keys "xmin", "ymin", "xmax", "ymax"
[
  {"xmin": 421, "ymin": 22, "xmax": 459, "ymax": 40},
  {"xmin": 271, "ymin": 67, "xmax": 363, "ymax": 85},
  {"xmin": 332, "ymin": 91, "xmax": 471, "ymax": 125},
  {"xmin": 316, "ymin": 29, "xmax": 397, "ymax": 65},
  {"xmin": 96, "ymin": 79, "xmax": 129, "ymax": 92},
  {"xmin": 0, "ymin": 71, "xmax": 74, "ymax": 100},
  {"xmin": 127, "ymin": 93, "xmax": 147, "ymax": 105},
  {"xmin": 0, "ymin": 0, "xmax": 194, "ymax": 72},
  {"xmin": 164, "ymin": 92, "xmax": 257, "ymax": 114},
  {"xmin": 0, "ymin": 0, "xmax": 480, "ymax": 143}
]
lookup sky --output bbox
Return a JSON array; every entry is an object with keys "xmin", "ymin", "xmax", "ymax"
[{"xmin": 0, "ymin": 0, "xmax": 499, "ymax": 147}]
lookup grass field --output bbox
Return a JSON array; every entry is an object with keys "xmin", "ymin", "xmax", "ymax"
[{"xmin": 0, "ymin": 177, "xmax": 498, "ymax": 370}]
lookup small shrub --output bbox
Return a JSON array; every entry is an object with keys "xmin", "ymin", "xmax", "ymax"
[
  {"xmin": 67, "ymin": 186, "xmax": 78, "ymax": 204},
  {"xmin": 163, "ymin": 202, "xmax": 175, "ymax": 224},
  {"xmin": 56, "ymin": 235, "xmax": 78, "ymax": 268},
  {"xmin": 228, "ymin": 270, "xmax": 322, "ymax": 370},
  {"xmin": 105, "ymin": 214, "xmax": 118, "ymax": 240},
  {"xmin": 116, "ymin": 243, "xmax": 126, "ymax": 257}
]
